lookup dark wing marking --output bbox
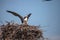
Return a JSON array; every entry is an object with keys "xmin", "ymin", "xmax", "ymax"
[
  {"xmin": 27, "ymin": 13, "xmax": 31, "ymax": 19},
  {"xmin": 7, "ymin": 10, "xmax": 24, "ymax": 23}
]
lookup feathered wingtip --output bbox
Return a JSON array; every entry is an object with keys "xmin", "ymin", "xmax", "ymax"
[
  {"xmin": 6, "ymin": 10, "xmax": 19, "ymax": 16},
  {"xmin": 27, "ymin": 13, "xmax": 32, "ymax": 18}
]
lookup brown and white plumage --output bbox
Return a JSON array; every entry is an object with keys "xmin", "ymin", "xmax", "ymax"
[
  {"xmin": 7, "ymin": 10, "xmax": 31, "ymax": 24},
  {"xmin": 23, "ymin": 13, "xmax": 31, "ymax": 24},
  {"xmin": 24, "ymin": 13, "xmax": 31, "ymax": 21}
]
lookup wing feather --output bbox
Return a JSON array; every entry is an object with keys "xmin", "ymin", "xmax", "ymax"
[
  {"xmin": 27, "ymin": 13, "xmax": 31, "ymax": 19},
  {"xmin": 7, "ymin": 10, "xmax": 24, "ymax": 23}
]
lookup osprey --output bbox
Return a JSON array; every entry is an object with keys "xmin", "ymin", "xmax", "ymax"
[{"xmin": 7, "ymin": 10, "xmax": 31, "ymax": 25}]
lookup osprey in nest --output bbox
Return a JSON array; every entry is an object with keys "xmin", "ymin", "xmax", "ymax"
[{"xmin": 7, "ymin": 10, "xmax": 31, "ymax": 25}]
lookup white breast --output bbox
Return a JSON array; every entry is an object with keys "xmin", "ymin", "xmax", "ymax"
[{"xmin": 24, "ymin": 18, "xmax": 28, "ymax": 21}]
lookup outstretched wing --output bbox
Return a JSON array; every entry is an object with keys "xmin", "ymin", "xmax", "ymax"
[
  {"xmin": 27, "ymin": 13, "xmax": 32, "ymax": 19},
  {"xmin": 7, "ymin": 10, "xmax": 24, "ymax": 23}
]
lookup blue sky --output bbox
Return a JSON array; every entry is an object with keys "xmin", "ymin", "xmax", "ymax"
[{"xmin": 0, "ymin": 0, "xmax": 60, "ymax": 40}]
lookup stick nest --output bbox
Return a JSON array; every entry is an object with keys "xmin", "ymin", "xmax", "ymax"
[{"xmin": 0, "ymin": 22, "xmax": 43, "ymax": 40}]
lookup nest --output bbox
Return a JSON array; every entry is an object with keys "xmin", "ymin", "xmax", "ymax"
[{"xmin": 0, "ymin": 22, "xmax": 43, "ymax": 40}]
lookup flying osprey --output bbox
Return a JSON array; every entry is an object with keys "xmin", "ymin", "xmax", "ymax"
[{"xmin": 7, "ymin": 10, "xmax": 31, "ymax": 25}]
